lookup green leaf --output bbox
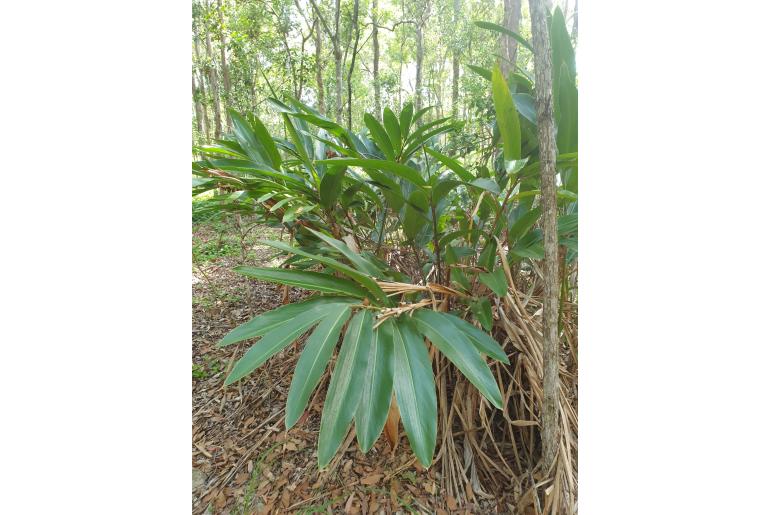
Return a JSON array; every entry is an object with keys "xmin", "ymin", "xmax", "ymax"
[
  {"xmin": 390, "ymin": 318, "xmax": 437, "ymax": 467},
  {"xmin": 257, "ymin": 240, "xmax": 389, "ymax": 305},
  {"xmin": 229, "ymin": 110, "xmax": 278, "ymax": 169},
  {"xmin": 403, "ymin": 189, "xmax": 430, "ymax": 240},
  {"xmin": 383, "ymin": 108, "xmax": 402, "ymax": 154},
  {"xmin": 317, "ymin": 158, "xmax": 426, "ymax": 187},
  {"xmin": 492, "ymin": 65, "xmax": 521, "ymax": 161},
  {"xmin": 466, "ymin": 64, "xmax": 492, "ymax": 81},
  {"xmin": 424, "ymin": 147, "xmax": 474, "ymax": 182},
  {"xmin": 473, "ymin": 21, "xmax": 534, "ymax": 52},
  {"xmin": 556, "ymin": 63, "xmax": 578, "ymax": 154},
  {"xmin": 447, "ymin": 315, "xmax": 509, "ymax": 364},
  {"xmin": 478, "ymin": 239, "xmax": 497, "ymax": 271},
  {"xmin": 319, "ymin": 166, "xmax": 346, "ymax": 209},
  {"xmin": 450, "ymin": 267, "xmax": 471, "ymax": 292},
  {"xmin": 307, "ymin": 228, "xmax": 384, "ymax": 278},
  {"xmin": 412, "ymin": 310, "xmax": 503, "ymax": 409},
  {"xmin": 247, "ymin": 113, "xmax": 282, "ymax": 169},
  {"xmin": 431, "ymin": 178, "xmax": 462, "ymax": 202},
  {"xmin": 234, "ymin": 267, "xmax": 370, "ymax": 298},
  {"xmin": 364, "ymin": 114, "xmax": 395, "ymax": 161},
  {"xmin": 470, "ymin": 297, "xmax": 493, "ymax": 331},
  {"xmin": 558, "ymin": 213, "xmax": 578, "ymax": 236},
  {"xmin": 318, "ymin": 310, "xmax": 374, "ymax": 467},
  {"xmin": 354, "ymin": 322, "xmax": 395, "ymax": 452},
  {"xmin": 285, "ymin": 304, "xmax": 352, "ymax": 429},
  {"xmin": 224, "ymin": 307, "xmax": 332, "ymax": 385},
  {"xmin": 469, "ymin": 178, "xmax": 500, "ymax": 195},
  {"xmin": 399, "ymin": 103, "xmax": 414, "ymax": 140},
  {"xmin": 479, "ymin": 267, "xmax": 508, "ymax": 297},
  {"xmin": 509, "ymin": 207, "xmax": 542, "ymax": 244},
  {"xmin": 219, "ymin": 297, "xmax": 356, "ymax": 347}
]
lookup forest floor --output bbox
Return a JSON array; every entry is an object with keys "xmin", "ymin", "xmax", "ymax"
[{"xmin": 192, "ymin": 217, "xmax": 509, "ymax": 514}]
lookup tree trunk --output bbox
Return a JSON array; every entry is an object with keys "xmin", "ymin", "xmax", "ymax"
[
  {"xmin": 501, "ymin": 0, "xmax": 522, "ymax": 77},
  {"xmin": 451, "ymin": 0, "xmax": 460, "ymax": 118},
  {"xmin": 333, "ymin": 0, "xmax": 343, "ymax": 123},
  {"xmin": 372, "ymin": 0, "xmax": 381, "ymax": 119},
  {"xmin": 314, "ymin": 17, "xmax": 325, "ymax": 115},
  {"xmin": 192, "ymin": 75, "xmax": 205, "ymax": 137},
  {"xmin": 529, "ymin": 0, "xmax": 561, "ymax": 469},
  {"xmin": 204, "ymin": 3, "xmax": 223, "ymax": 140},
  {"xmin": 414, "ymin": 21, "xmax": 424, "ymax": 115},
  {"xmin": 193, "ymin": 30, "xmax": 210, "ymax": 142},
  {"xmin": 347, "ymin": 0, "xmax": 361, "ymax": 130},
  {"xmin": 216, "ymin": 0, "xmax": 231, "ymax": 130}
]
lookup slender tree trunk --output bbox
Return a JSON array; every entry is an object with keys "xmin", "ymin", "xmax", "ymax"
[
  {"xmin": 414, "ymin": 21, "xmax": 424, "ymax": 115},
  {"xmin": 501, "ymin": 0, "xmax": 522, "ymax": 77},
  {"xmin": 193, "ymin": 32, "xmax": 210, "ymax": 141},
  {"xmin": 192, "ymin": 75, "xmax": 205, "ymax": 137},
  {"xmin": 372, "ymin": 0, "xmax": 381, "ymax": 119},
  {"xmin": 333, "ymin": 0, "xmax": 343, "ymax": 123},
  {"xmin": 216, "ymin": 0, "xmax": 231, "ymax": 130},
  {"xmin": 529, "ymin": 0, "xmax": 561, "ymax": 469},
  {"xmin": 346, "ymin": 0, "xmax": 361, "ymax": 130},
  {"xmin": 314, "ymin": 17, "xmax": 325, "ymax": 115},
  {"xmin": 204, "ymin": 4, "xmax": 222, "ymax": 140},
  {"xmin": 451, "ymin": 0, "xmax": 460, "ymax": 118}
]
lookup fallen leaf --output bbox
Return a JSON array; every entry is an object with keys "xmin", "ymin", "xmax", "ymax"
[
  {"xmin": 344, "ymin": 493, "xmax": 356, "ymax": 513},
  {"xmin": 361, "ymin": 473, "xmax": 384, "ymax": 486},
  {"xmin": 447, "ymin": 496, "xmax": 458, "ymax": 510}
]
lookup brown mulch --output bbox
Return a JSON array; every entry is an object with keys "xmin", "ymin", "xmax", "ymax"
[{"xmin": 192, "ymin": 220, "xmax": 506, "ymax": 514}]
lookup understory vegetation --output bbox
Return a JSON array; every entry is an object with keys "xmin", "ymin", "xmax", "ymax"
[{"xmin": 193, "ymin": 1, "xmax": 577, "ymax": 513}]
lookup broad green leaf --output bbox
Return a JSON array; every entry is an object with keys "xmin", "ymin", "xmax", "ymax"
[
  {"xmin": 354, "ymin": 323, "xmax": 395, "ymax": 452},
  {"xmin": 403, "ymin": 189, "xmax": 430, "ymax": 241},
  {"xmin": 556, "ymin": 63, "xmax": 578, "ymax": 154},
  {"xmin": 319, "ymin": 166, "xmax": 346, "ymax": 209},
  {"xmin": 219, "ymin": 297, "xmax": 356, "ymax": 347},
  {"xmin": 447, "ymin": 315, "xmax": 509, "ymax": 364},
  {"xmin": 247, "ymin": 113, "xmax": 282, "ymax": 169},
  {"xmin": 470, "ymin": 297, "xmax": 494, "ymax": 331},
  {"xmin": 402, "ymin": 124, "xmax": 456, "ymax": 159},
  {"xmin": 479, "ymin": 267, "xmax": 508, "ymax": 297},
  {"xmin": 399, "ymin": 103, "xmax": 414, "ymax": 140},
  {"xmin": 229, "ymin": 110, "xmax": 276, "ymax": 168},
  {"xmin": 235, "ymin": 266, "xmax": 369, "ymax": 298},
  {"xmin": 317, "ymin": 158, "xmax": 426, "ymax": 187},
  {"xmin": 383, "ymin": 108, "xmax": 402, "ymax": 154},
  {"xmin": 450, "ymin": 268, "xmax": 471, "ymax": 292},
  {"xmin": 412, "ymin": 310, "xmax": 503, "ymax": 409},
  {"xmin": 257, "ymin": 240, "xmax": 389, "ymax": 305},
  {"xmin": 424, "ymin": 147, "xmax": 474, "ymax": 182},
  {"xmin": 364, "ymin": 114, "xmax": 395, "ymax": 160},
  {"xmin": 318, "ymin": 310, "xmax": 374, "ymax": 467},
  {"xmin": 513, "ymin": 93, "xmax": 537, "ymax": 125},
  {"xmin": 478, "ymin": 239, "xmax": 497, "ymax": 271},
  {"xmin": 431, "ymin": 178, "xmax": 462, "ymax": 202},
  {"xmin": 473, "ymin": 21, "xmax": 534, "ymax": 52},
  {"xmin": 509, "ymin": 207, "xmax": 542, "ymax": 244},
  {"xmin": 307, "ymin": 228, "xmax": 384, "ymax": 278},
  {"xmin": 550, "ymin": 7, "xmax": 576, "ymax": 84},
  {"xmin": 390, "ymin": 318, "xmax": 437, "ymax": 467},
  {"xmin": 492, "ymin": 65, "xmax": 521, "ymax": 161},
  {"xmin": 469, "ymin": 178, "xmax": 501, "ymax": 195},
  {"xmin": 466, "ymin": 64, "xmax": 492, "ymax": 81},
  {"xmin": 285, "ymin": 304, "xmax": 352, "ymax": 428},
  {"xmin": 558, "ymin": 213, "xmax": 578, "ymax": 236},
  {"xmin": 224, "ymin": 307, "xmax": 331, "ymax": 385}
]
